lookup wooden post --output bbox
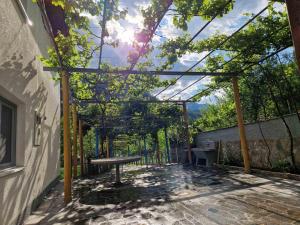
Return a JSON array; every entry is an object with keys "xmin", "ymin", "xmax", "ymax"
[
  {"xmin": 106, "ymin": 136, "xmax": 109, "ymax": 158},
  {"xmin": 108, "ymin": 136, "xmax": 113, "ymax": 158},
  {"xmin": 182, "ymin": 102, "xmax": 192, "ymax": 164},
  {"xmin": 95, "ymin": 128, "xmax": 99, "ymax": 158},
  {"xmin": 217, "ymin": 140, "xmax": 221, "ymax": 164},
  {"xmin": 286, "ymin": 0, "xmax": 300, "ymax": 71},
  {"xmin": 116, "ymin": 164, "xmax": 120, "ymax": 184},
  {"xmin": 156, "ymin": 132, "xmax": 161, "ymax": 165},
  {"xmin": 143, "ymin": 136, "xmax": 148, "ymax": 167},
  {"xmin": 79, "ymin": 120, "xmax": 84, "ymax": 177},
  {"xmin": 100, "ymin": 132, "xmax": 104, "ymax": 156},
  {"xmin": 164, "ymin": 127, "xmax": 170, "ymax": 164},
  {"xmin": 175, "ymin": 129, "xmax": 179, "ymax": 163},
  {"xmin": 232, "ymin": 77, "xmax": 251, "ymax": 173},
  {"xmin": 61, "ymin": 71, "xmax": 72, "ymax": 204},
  {"xmin": 175, "ymin": 144, "xmax": 179, "ymax": 164},
  {"xmin": 138, "ymin": 139, "xmax": 142, "ymax": 165},
  {"xmin": 72, "ymin": 105, "xmax": 78, "ymax": 178}
]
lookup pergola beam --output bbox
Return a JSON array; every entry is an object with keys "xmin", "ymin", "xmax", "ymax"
[
  {"xmin": 77, "ymin": 124, "xmax": 174, "ymax": 129},
  {"xmin": 43, "ymin": 67, "xmax": 237, "ymax": 77},
  {"xmin": 76, "ymin": 99, "xmax": 192, "ymax": 104},
  {"xmin": 79, "ymin": 116, "xmax": 180, "ymax": 122}
]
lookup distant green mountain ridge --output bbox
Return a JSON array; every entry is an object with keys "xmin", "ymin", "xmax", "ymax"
[{"xmin": 187, "ymin": 103, "xmax": 208, "ymax": 120}]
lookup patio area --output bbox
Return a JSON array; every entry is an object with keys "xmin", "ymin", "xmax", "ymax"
[{"xmin": 24, "ymin": 165, "xmax": 300, "ymax": 225}]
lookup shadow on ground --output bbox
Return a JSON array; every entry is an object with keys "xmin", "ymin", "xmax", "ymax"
[{"xmin": 24, "ymin": 165, "xmax": 300, "ymax": 225}]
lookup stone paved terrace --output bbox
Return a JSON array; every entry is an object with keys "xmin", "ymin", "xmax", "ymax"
[{"xmin": 24, "ymin": 165, "xmax": 300, "ymax": 225}]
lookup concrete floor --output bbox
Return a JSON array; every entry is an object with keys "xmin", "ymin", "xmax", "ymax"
[{"xmin": 24, "ymin": 165, "xmax": 300, "ymax": 225}]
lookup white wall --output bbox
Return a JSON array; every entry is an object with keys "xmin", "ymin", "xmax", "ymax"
[
  {"xmin": 196, "ymin": 114, "xmax": 300, "ymax": 169},
  {"xmin": 0, "ymin": 0, "xmax": 60, "ymax": 224}
]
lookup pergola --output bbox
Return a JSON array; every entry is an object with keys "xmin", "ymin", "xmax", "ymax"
[{"xmin": 36, "ymin": 0, "xmax": 300, "ymax": 204}]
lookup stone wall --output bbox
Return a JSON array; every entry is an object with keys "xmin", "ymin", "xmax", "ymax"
[
  {"xmin": 0, "ymin": 1, "xmax": 60, "ymax": 224},
  {"xmin": 196, "ymin": 114, "xmax": 300, "ymax": 170}
]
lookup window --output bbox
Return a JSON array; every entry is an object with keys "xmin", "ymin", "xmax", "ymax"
[{"xmin": 0, "ymin": 97, "xmax": 16, "ymax": 167}]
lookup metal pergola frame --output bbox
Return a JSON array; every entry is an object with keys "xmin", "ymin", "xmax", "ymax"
[
  {"xmin": 43, "ymin": 2, "xmax": 291, "ymax": 106},
  {"xmin": 154, "ymin": 4, "xmax": 268, "ymax": 99},
  {"xmin": 44, "ymin": 67, "xmax": 237, "ymax": 77},
  {"xmin": 37, "ymin": 0, "xmax": 300, "ymax": 204},
  {"xmin": 43, "ymin": 2, "xmax": 287, "ymax": 106},
  {"xmin": 75, "ymin": 99, "xmax": 193, "ymax": 104}
]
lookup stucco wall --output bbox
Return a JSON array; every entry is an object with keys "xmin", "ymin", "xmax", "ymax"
[
  {"xmin": 0, "ymin": 1, "xmax": 60, "ymax": 224},
  {"xmin": 196, "ymin": 114, "xmax": 300, "ymax": 170}
]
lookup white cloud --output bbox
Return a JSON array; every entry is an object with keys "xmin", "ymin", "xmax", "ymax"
[
  {"xmin": 105, "ymin": 19, "xmax": 137, "ymax": 44},
  {"xmin": 179, "ymin": 52, "xmax": 208, "ymax": 67},
  {"xmin": 119, "ymin": 0, "xmax": 150, "ymax": 30},
  {"xmin": 273, "ymin": 2, "xmax": 286, "ymax": 12},
  {"xmin": 106, "ymin": 19, "xmax": 122, "ymax": 38},
  {"xmin": 125, "ymin": 14, "xmax": 144, "ymax": 29},
  {"xmin": 156, "ymin": 15, "xmax": 183, "ymax": 42},
  {"xmin": 186, "ymin": 0, "xmax": 269, "ymax": 40},
  {"xmin": 200, "ymin": 76, "xmax": 211, "ymax": 85},
  {"xmin": 156, "ymin": 75, "xmax": 212, "ymax": 101},
  {"xmin": 80, "ymin": 12, "xmax": 100, "ymax": 27},
  {"xmin": 237, "ymin": 0, "xmax": 268, "ymax": 15},
  {"xmin": 199, "ymin": 88, "xmax": 226, "ymax": 104},
  {"xmin": 207, "ymin": 17, "xmax": 240, "ymax": 35}
]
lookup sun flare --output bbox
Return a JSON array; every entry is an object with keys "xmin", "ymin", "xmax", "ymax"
[{"xmin": 117, "ymin": 28, "xmax": 135, "ymax": 44}]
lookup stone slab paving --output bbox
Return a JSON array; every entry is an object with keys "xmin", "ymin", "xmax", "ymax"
[{"xmin": 24, "ymin": 165, "xmax": 300, "ymax": 225}]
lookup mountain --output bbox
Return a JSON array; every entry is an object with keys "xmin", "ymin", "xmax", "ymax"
[{"xmin": 187, "ymin": 103, "xmax": 208, "ymax": 120}]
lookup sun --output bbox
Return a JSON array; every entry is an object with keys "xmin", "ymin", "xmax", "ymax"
[{"xmin": 117, "ymin": 28, "xmax": 135, "ymax": 44}]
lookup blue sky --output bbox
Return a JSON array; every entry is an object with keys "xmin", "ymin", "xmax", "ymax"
[{"xmin": 84, "ymin": 0, "xmax": 286, "ymax": 104}]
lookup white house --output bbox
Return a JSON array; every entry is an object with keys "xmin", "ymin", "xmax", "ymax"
[{"xmin": 0, "ymin": 0, "xmax": 60, "ymax": 224}]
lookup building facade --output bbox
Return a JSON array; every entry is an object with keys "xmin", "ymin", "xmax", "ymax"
[{"xmin": 0, "ymin": 0, "xmax": 60, "ymax": 224}]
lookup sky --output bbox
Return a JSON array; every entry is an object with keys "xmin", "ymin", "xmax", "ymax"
[{"xmin": 85, "ymin": 0, "xmax": 286, "ymax": 104}]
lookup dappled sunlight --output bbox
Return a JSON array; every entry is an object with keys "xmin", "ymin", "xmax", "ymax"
[
  {"xmin": 25, "ymin": 165, "xmax": 300, "ymax": 225},
  {"xmin": 2, "ymin": 0, "xmax": 300, "ymax": 224}
]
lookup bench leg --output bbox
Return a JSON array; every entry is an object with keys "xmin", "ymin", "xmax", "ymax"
[{"xmin": 116, "ymin": 164, "xmax": 120, "ymax": 184}]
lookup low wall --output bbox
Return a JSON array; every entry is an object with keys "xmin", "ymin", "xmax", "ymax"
[{"xmin": 196, "ymin": 114, "xmax": 300, "ymax": 170}]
